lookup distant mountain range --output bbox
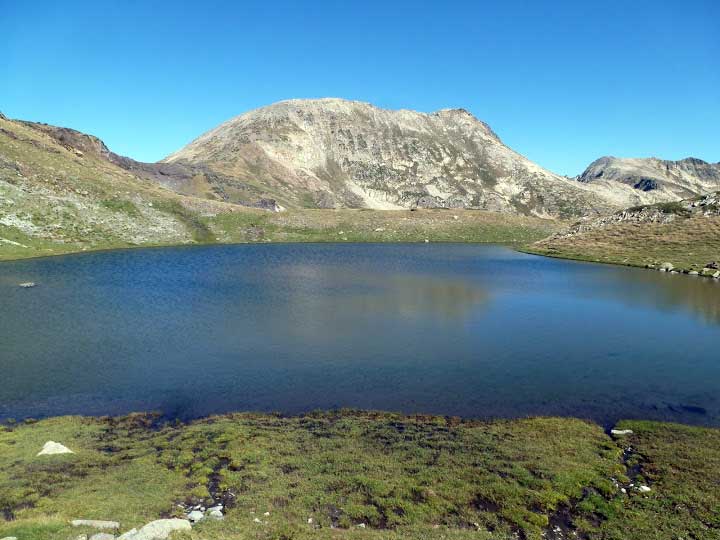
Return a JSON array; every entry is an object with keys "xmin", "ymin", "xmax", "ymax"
[{"xmin": 1, "ymin": 99, "xmax": 718, "ymax": 227}]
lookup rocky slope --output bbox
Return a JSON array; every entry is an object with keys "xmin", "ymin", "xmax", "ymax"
[
  {"xmin": 532, "ymin": 191, "xmax": 720, "ymax": 274},
  {"xmin": 578, "ymin": 156, "xmax": 720, "ymax": 199},
  {"xmin": 0, "ymin": 113, "xmax": 240, "ymax": 260},
  {"xmin": 164, "ymin": 98, "xmax": 654, "ymax": 218}
]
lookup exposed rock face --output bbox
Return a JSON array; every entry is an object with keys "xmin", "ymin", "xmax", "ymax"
[
  {"xmin": 163, "ymin": 98, "xmax": 633, "ymax": 217},
  {"xmin": 37, "ymin": 441, "xmax": 74, "ymax": 456},
  {"xmin": 579, "ymin": 156, "xmax": 720, "ymax": 199}
]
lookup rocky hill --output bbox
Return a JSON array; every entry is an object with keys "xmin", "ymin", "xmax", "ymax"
[
  {"xmin": 164, "ymin": 98, "xmax": 656, "ymax": 217},
  {"xmin": 532, "ymin": 191, "xmax": 720, "ymax": 273},
  {"xmin": 578, "ymin": 156, "xmax": 720, "ymax": 199}
]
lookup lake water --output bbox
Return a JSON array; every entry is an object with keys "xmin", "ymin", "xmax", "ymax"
[{"xmin": 1, "ymin": 243, "xmax": 719, "ymax": 427}]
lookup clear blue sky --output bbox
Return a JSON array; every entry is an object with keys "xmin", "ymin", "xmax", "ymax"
[{"xmin": 2, "ymin": 0, "xmax": 718, "ymax": 175}]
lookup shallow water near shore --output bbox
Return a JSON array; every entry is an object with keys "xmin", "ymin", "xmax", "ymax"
[{"xmin": 1, "ymin": 243, "xmax": 719, "ymax": 426}]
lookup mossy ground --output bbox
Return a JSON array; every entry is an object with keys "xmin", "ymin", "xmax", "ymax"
[{"xmin": 1, "ymin": 412, "xmax": 718, "ymax": 540}]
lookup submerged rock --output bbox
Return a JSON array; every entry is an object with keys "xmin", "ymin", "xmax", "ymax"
[
  {"xmin": 18, "ymin": 282, "xmax": 36, "ymax": 288},
  {"xmin": 38, "ymin": 441, "xmax": 74, "ymax": 456}
]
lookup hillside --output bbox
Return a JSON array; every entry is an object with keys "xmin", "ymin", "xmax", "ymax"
[
  {"xmin": 532, "ymin": 192, "xmax": 720, "ymax": 273},
  {"xmin": 0, "ymin": 113, "xmax": 560, "ymax": 262},
  {"xmin": 163, "ymin": 98, "xmax": 656, "ymax": 217}
]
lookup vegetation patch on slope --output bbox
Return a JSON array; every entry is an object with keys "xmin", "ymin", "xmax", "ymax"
[{"xmin": 0, "ymin": 412, "xmax": 718, "ymax": 540}]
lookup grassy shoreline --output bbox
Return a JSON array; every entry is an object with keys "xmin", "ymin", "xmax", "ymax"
[
  {"xmin": 0, "ymin": 208, "xmax": 563, "ymax": 263},
  {"xmin": 1, "ymin": 410, "xmax": 718, "ymax": 540}
]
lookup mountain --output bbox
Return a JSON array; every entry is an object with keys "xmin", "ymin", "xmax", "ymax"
[
  {"xmin": 164, "ymin": 98, "xmax": 646, "ymax": 218},
  {"xmin": 578, "ymin": 156, "xmax": 720, "ymax": 198}
]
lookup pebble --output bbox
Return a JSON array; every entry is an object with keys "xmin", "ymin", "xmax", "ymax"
[{"xmin": 638, "ymin": 485, "xmax": 652, "ymax": 493}]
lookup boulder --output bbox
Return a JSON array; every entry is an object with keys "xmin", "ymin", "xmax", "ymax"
[
  {"xmin": 89, "ymin": 534, "xmax": 115, "ymax": 540},
  {"xmin": 659, "ymin": 262, "xmax": 674, "ymax": 271},
  {"xmin": 38, "ymin": 441, "xmax": 74, "ymax": 456},
  {"xmin": 610, "ymin": 429, "xmax": 634, "ymax": 436},
  {"xmin": 117, "ymin": 530, "xmax": 137, "ymax": 540}
]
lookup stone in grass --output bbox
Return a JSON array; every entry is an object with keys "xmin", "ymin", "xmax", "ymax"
[
  {"xmin": 610, "ymin": 429, "xmax": 634, "ymax": 437},
  {"xmin": 186, "ymin": 510, "xmax": 204, "ymax": 522},
  {"xmin": 207, "ymin": 509, "xmax": 224, "ymax": 520},
  {"xmin": 638, "ymin": 485, "xmax": 652, "ymax": 493},
  {"xmin": 1, "ymin": 536, "xmax": 18, "ymax": 540},
  {"xmin": 38, "ymin": 441, "xmax": 74, "ymax": 456},
  {"xmin": 89, "ymin": 534, "xmax": 115, "ymax": 540},
  {"xmin": 120, "ymin": 519, "xmax": 191, "ymax": 540},
  {"xmin": 71, "ymin": 520, "xmax": 120, "ymax": 530}
]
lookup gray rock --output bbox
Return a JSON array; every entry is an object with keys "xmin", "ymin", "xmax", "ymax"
[
  {"xmin": 119, "ymin": 519, "xmax": 191, "ymax": 540},
  {"xmin": 207, "ymin": 509, "xmax": 224, "ymax": 520},
  {"xmin": 117, "ymin": 530, "xmax": 137, "ymax": 540},
  {"xmin": 610, "ymin": 429, "xmax": 634, "ymax": 436},
  {"xmin": 638, "ymin": 485, "xmax": 652, "ymax": 493},
  {"xmin": 688, "ymin": 270, "xmax": 699, "ymax": 275},
  {"xmin": 89, "ymin": 534, "xmax": 115, "ymax": 540},
  {"xmin": 186, "ymin": 510, "xmax": 204, "ymax": 522},
  {"xmin": 1, "ymin": 536, "xmax": 19, "ymax": 540},
  {"xmin": 38, "ymin": 441, "xmax": 74, "ymax": 456},
  {"xmin": 659, "ymin": 262, "xmax": 674, "ymax": 271},
  {"xmin": 71, "ymin": 520, "xmax": 119, "ymax": 530},
  {"xmin": 18, "ymin": 282, "xmax": 36, "ymax": 288}
]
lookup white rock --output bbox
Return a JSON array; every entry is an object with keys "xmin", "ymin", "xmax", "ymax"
[
  {"xmin": 89, "ymin": 534, "xmax": 115, "ymax": 540},
  {"xmin": 1, "ymin": 537, "xmax": 19, "ymax": 540},
  {"xmin": 72, "ymin": 520, "xmax": 119, "ymax": 530},
  {"xmin": 186, "ymin": 510, "xmax": 204, "ymax": 522},
  {"xmin": 307, "ymin": 517, "xmax": 313, "ymax": 524},
  {"xmin": 358, "ymin": 523, "xmax": 366, "ymax": 528},
  {"xmin": 122, "ymin": 519, "xmax": 191, "ymax": 540},
  {"xmin": 263, "ymin": 511, "xmax": 270, "ymax": 516},
  {"xmin": 638, "ymin": 485, "xmax": 652, "ymax": 493},
  {"xmin": 610, "ymin": 429, "xmax": 634, "ymax": 437},
  {"xmin": 117, "ymin": 529, "xmax": 137, "ymax": 540},
  {"xmin": 207, "ymin": 509, "xmax": 224, "ymax": 520},
  {"xmin": 38, "ymin": 441, "xmax": 74, "ymax": 455},
  {"xmin": 253, "ymin": 518, "xmax": 262, "ymax": 524},
  {"xmin": 18, "ymin": 282, "xmax": 36, "ymax": 288},
  {"xmin": 206, "ymin": 505, "xmax": 223, "ymax": 513}
]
